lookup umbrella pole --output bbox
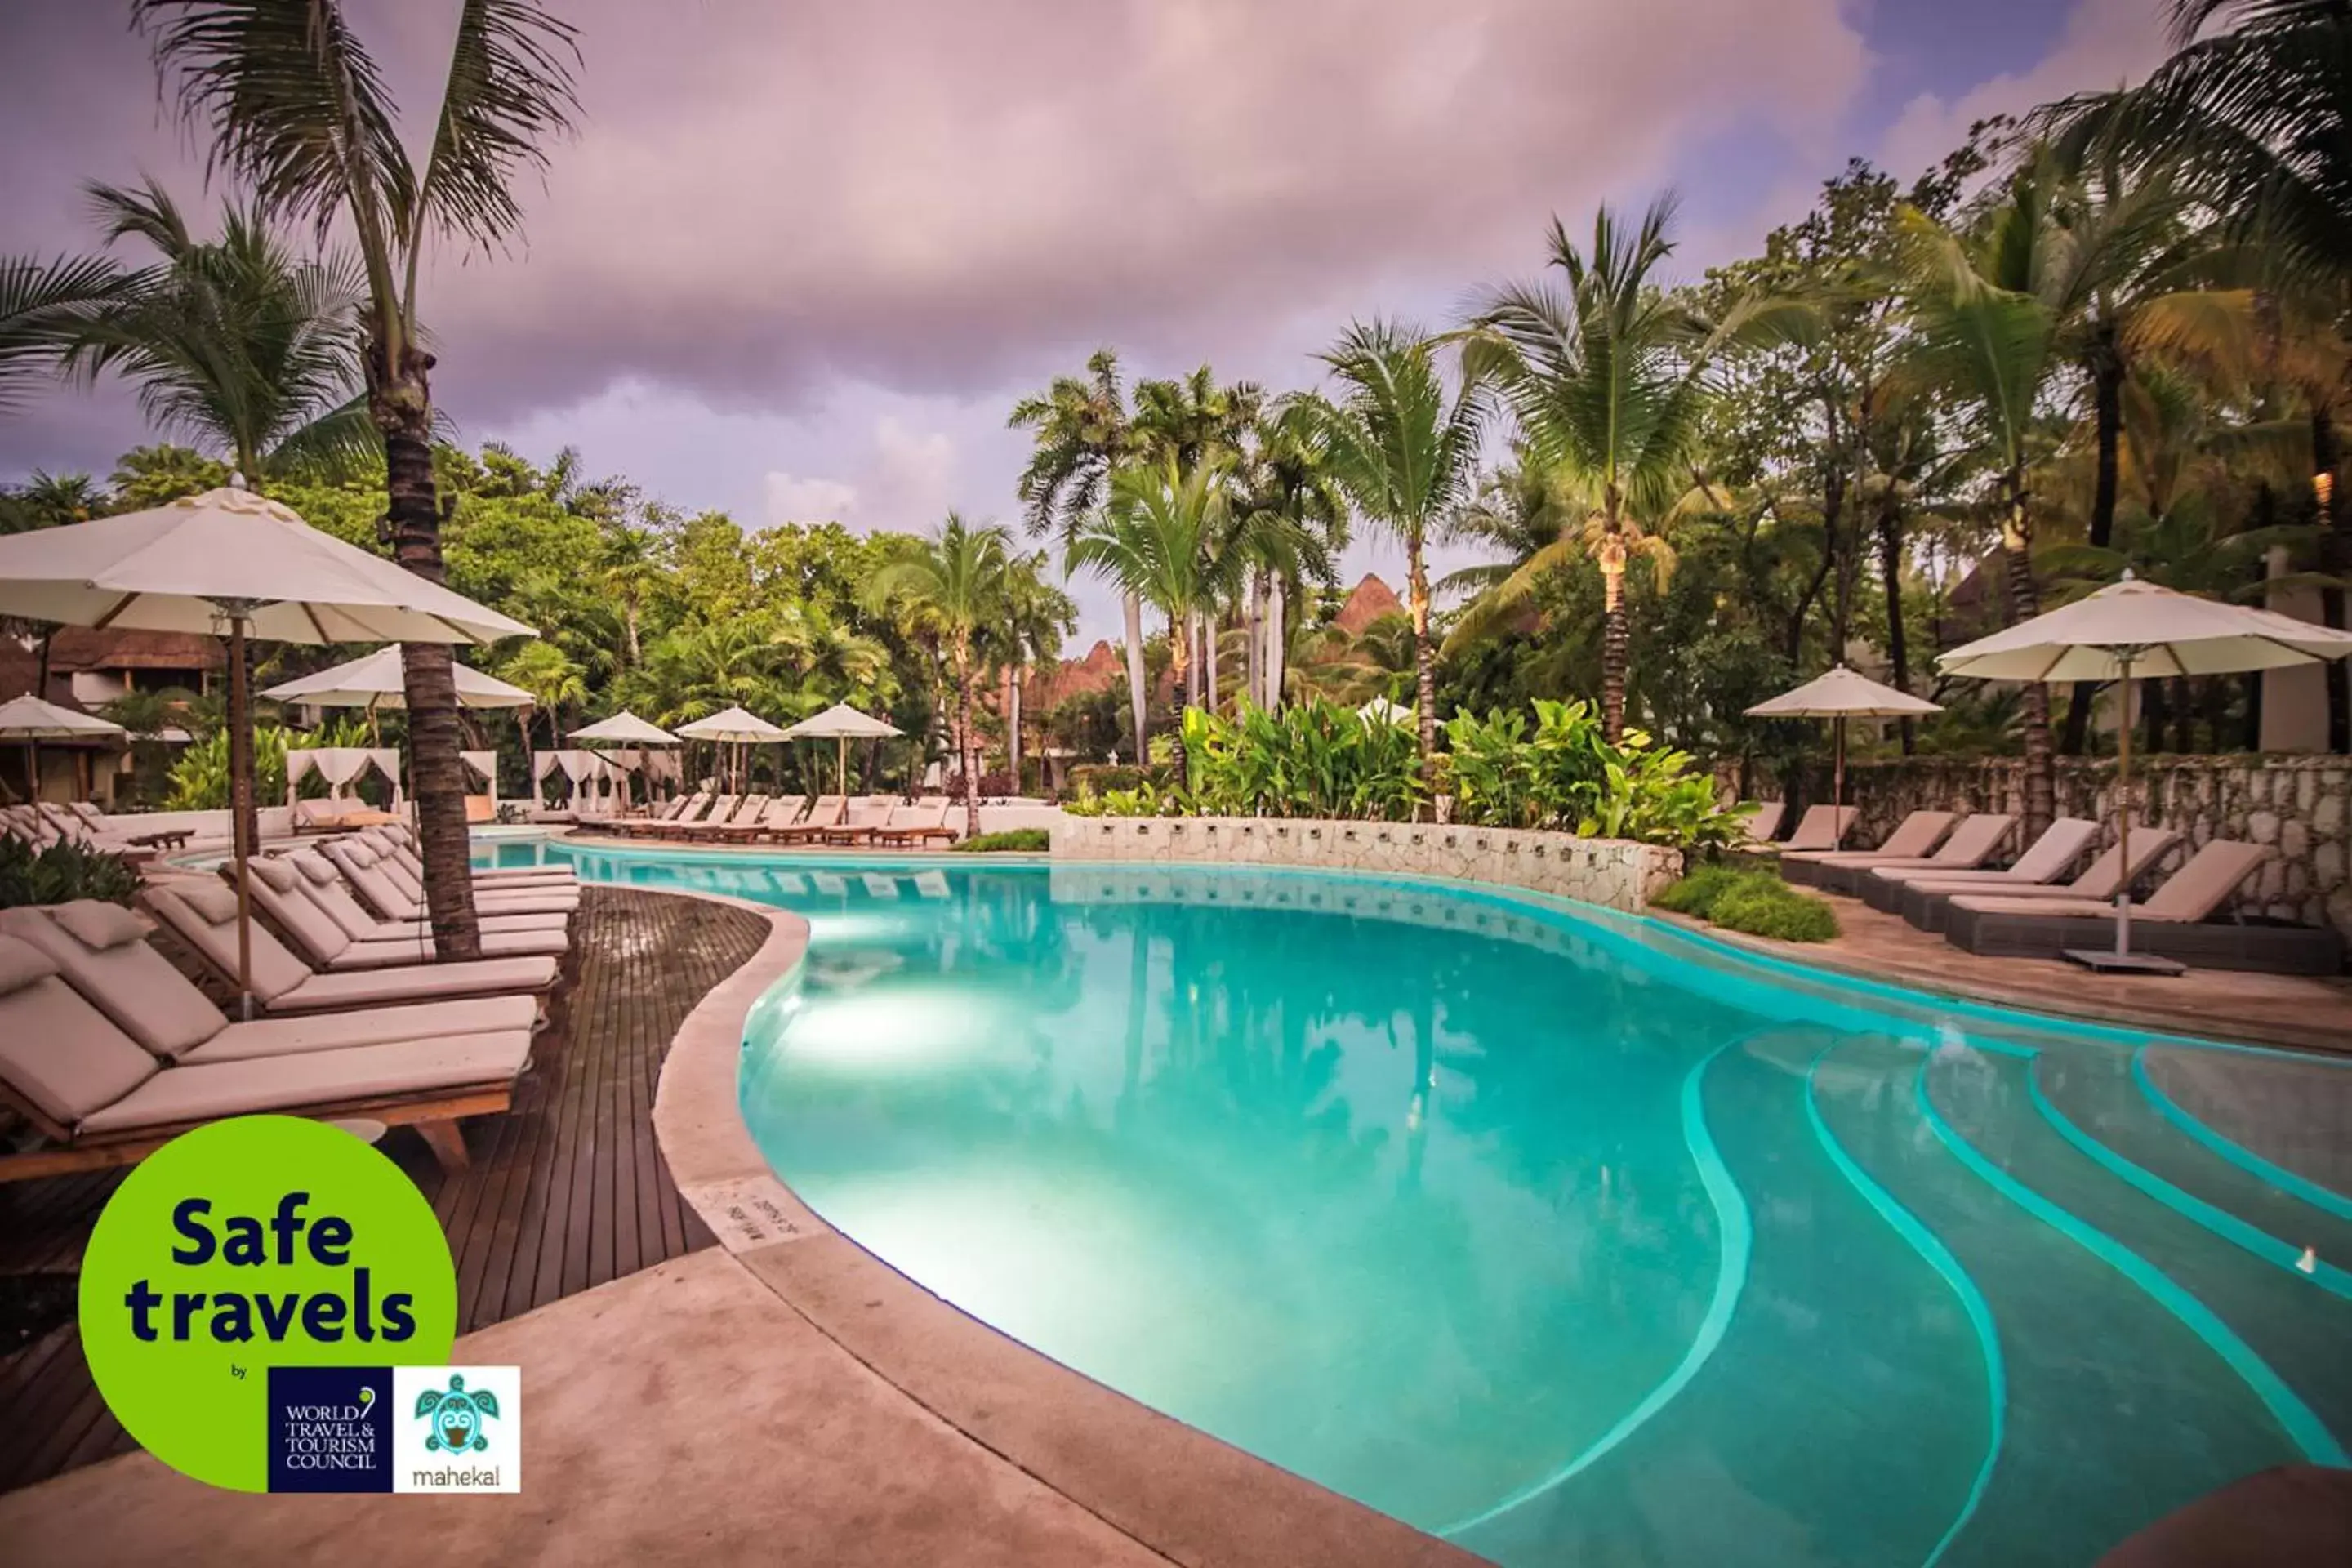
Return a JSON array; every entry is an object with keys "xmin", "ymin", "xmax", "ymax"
[
  {"xmin": 838, "ymin": 736, "xmax": 848, "ymax": 803},
  {"xmin": 1833, "ymin": 716, "xmax": 1846, "ymax": 842},
  {"xmin": 2115, "ymin": 658, "xmax": 2135, "ymax": 958},
  {"xmin": 226, "ymin": 612, "xmax": 255, "ymax": 1018}
]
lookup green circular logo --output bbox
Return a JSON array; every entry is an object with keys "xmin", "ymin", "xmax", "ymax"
[{"xmin": 78, "ymin": 1116, "xmax": 457, "ymax": 1490}]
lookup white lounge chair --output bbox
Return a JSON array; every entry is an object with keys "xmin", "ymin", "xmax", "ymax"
[
  {"xmin": 1781, "ymin": 810, "xmax": 1955, "ymax": 883},
  {"xmin": 1811, "ymin": 813, "xmax": 2017, "ymax": 895},
  {"xmin": 0, "ymin": 933, "xmax": 532, "ymax": 1180},
  {"xmin": 0, "ymin": 902, "xmax": 538, "ymax": 1062},
  {"xmin": 238, "ymin": 858, "xmax": 571, "ymax": 968},
  {"xmin": 143, "ymin": 881, "xmax": 560, "ymax": 1016}
]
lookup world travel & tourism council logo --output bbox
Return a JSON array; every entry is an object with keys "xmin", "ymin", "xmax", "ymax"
[{"xmin": 264, "ymin": 1365, "xmax": 522, "ymax": 1493}]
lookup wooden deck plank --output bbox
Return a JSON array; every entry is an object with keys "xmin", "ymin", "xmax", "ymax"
[{"xmin": 0, "ymin": 885, "xmax": 767, "ymax": 1495}]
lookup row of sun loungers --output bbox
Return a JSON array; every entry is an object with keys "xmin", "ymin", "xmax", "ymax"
[
  {"xmin": 1758, "ymin": 804, "xmax": 2341, "ymax": 974},
  {"xmin": 3, "ymin": 801, "xmax": 195, "ymax": 861},
  {"xmin": 0, "ymin": 821, "xmax": 586, "ymax": 1183},
  {"xmin": 599, "ymin": 791, "xmax": 958, "ymax": 847}
]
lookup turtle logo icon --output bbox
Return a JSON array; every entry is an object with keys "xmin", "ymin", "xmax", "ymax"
[{"xmin": 414, "ymin": 1374, "xmax": 500, "ymax": 1454}]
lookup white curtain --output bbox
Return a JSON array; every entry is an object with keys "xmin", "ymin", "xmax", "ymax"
[
  {"xmin": 461, "ymin": 750, "xmax": 498, "ymax": 813},
  {"xmin": 286, "ymin": 746, "xmax": 402, "ymax": 804}
]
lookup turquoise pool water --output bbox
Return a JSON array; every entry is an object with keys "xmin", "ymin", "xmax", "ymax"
[{"xmin": 500, "ymin": 840, "xmax": 2352, "ymax": 1566}]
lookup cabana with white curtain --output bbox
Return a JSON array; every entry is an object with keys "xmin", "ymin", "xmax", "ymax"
[{"xmin": 283, "ymin": 746, "xmax": 403, "ymax": 806}]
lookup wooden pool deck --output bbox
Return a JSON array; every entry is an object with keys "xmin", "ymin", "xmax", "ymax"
[{"xmin": 0, "ymin": 886, "xmax": 768, "ymax": 1495}]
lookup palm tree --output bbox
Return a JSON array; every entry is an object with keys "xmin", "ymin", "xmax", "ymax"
[
  {"xmin": 990, "ymin": 555, "xmax": 1077, "ymax": 791},
  {"xmin": 1067, "ymin": 459, "xmax": 1244, "ymax": 771},
  {"xmin": 1897, "ymin": 180, "xmax": 2069, "ymax": 837},
  {"xmin": 57, "ymin": 180, "xmax": 372, "ymax": 483},
  {"xmin": 866, "ymin": 514, "xmax": 1014, "ymax": 835},
  {"xmin": 1289, "ymin": 319, "xmax": 1487, "ymax": 771},
  {"xmin": 496, "ymin": 639, "xmax": 585, "ymax": 801},
  {"xmin": 1469, "ymin": 198, "xmax": 1788, "ymax": 742},
  {"xmin": 1231, "ymin": 407, "xmax": 1347, "ymax": 708},
  {"xmin": 136, "ymin": 0, "xmax": 582, "ymax": 959},
  {"xmin": 0, "ymin": 254, "xmax": 118, "ymax": 412},
  {"xmin": 1010, "ymin": 349, "xmax": 1153, "ymax": 755}
]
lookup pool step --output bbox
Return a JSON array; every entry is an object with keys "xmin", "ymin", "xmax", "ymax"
[{"xmin": 1454, "ymin": 1027, "xmax": 1991, "ymax": 1567}]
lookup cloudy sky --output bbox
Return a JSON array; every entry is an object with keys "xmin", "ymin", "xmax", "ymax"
[{"xmin": 2, "ymin": 0, "xmax": 2171, "ymax": 642}]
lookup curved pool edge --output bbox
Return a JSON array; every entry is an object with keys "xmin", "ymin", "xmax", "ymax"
[{"xmin": 645, "ymin": 884, "xmax": 1481, "ymax": 1568}]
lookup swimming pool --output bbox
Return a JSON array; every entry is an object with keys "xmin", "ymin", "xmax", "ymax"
[{"xmin": 503, "ymin": 840, "xmax": 2352, "ymax": 1566}]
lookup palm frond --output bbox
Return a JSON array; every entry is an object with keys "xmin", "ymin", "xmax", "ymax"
[{"xmin": 403, "ymin": 0, "xmax": 581, "ymax": 297}]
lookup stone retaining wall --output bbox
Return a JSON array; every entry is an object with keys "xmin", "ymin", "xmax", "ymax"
[
  {"xmin": 1824, "ymin": 755, "xmax": 2350, "ymax": 939},
  {"xmin": 1049, "ymin": 815, "xmax": 1683, "ymax": 914}
]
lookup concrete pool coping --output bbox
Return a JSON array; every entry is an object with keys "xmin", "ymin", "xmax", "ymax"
[{"xmin": 651, "ymin": 889, "xmax": 1480, "ymax": 1568}]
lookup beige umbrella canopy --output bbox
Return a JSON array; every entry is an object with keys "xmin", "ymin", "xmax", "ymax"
[
  {"xmin": 568, "ymin": 710, "xmax": 679, "ymax": 746},
  {"xmin": 264, "ymin": 646, "xmax": 533, "ymax": 709},
  {"xmin": 0, "ymin": 483, "xmax": 531, "ymax": 1011},
  {"xmin": 783, "ymin": 702, "xmax": 903, "ymax": 798},
  {"xmin": 0, "ymin": 695, "xmax": 124, "ymax": 805},
  {"xmin": 1746, "ymin": 664, "xmax": 1941, "ymax": 817},
  {"xmin": 676, "ymin": 706, "xmax": 788, "ymax": 792},
  {"xmin": 1940, "ymin": 575, "xmax": 2352, "ymax": 970}
]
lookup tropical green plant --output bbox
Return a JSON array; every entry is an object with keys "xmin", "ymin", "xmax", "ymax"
[
  {"xmin": 1010, "ymin": 347, "xmax": 1154, "ymax": 752},
  {"xmin": 1469, "ymin": 198, "xmax": 1797, "ymax": 742},
  {"xmin": 866, "ymin": 514, "xmax": 1015, "ymax": 835},
  {"xmin": 0, "ymin": 835, "xmax": 143, "ymax": 909},
  {"xmin": 55, "ymin": 179, "xmax": 372, "ymax": 483},
  {"xmin": 1651, "ymin": 862, "xmax": 1838, "ymax": 940},
  {"xmin": 1443, "ymin": 697, "xmax": 1740, "ymax": 849},
  {"xmin": 135, "ymin": 0, "xmax": 584, "ymax": 959},
  {"xmin": 1178, "ymin": 699, "xmax": 1427, "ymax": 821},
  {"xmin": 949, "ymin": 828, "xmax": 1050, "ymax": 853},
  {"xmin": 1067, "ymin": 457, "xmax": 1245, "ymax": 765},
  {"xmin": 1289, "ymin": 319, "xmax": 1487, "ymax": 773}
]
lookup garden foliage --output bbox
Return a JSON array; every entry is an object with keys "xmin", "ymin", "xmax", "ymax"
[
  {"xmin": 0, "ymin": 835, "xmax": 142, "ymax": 908},
  {"xmin": 1651, "ymin": 862, "xmax": 1839, "ymax": 942}
]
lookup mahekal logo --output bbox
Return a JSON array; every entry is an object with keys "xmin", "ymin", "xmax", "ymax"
[{"xmin": 414, "ymin": 1374, "xmax": 501, "ymax": 1454}]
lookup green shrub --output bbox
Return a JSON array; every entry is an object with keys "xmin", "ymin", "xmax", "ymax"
[
  {"xmin": 949, "ymin": 828, "xmax": 1049, "ymax": 853},
  {"xmin": 1710, "ymin": 882, "xmax": 1841, "ymax": 942},
  {"xmin": 1067, "ymin": 764, "xmax": 1157, "ymax": 799},
  {"xmin": 1650, "ymin": 863, "xmax": 1839, "ymax": 942},
  {"xmin": 1649, "ymin": 862, "xmax": 1753, "ymax": 919},
  {"xmin": 0, "ymin": 835, "xmax": 142, "ymax": 908},
  {"xmin": 1180, "ymin": 700, "xmax": 1427, "ymax": 821},
  {"xmin": 1063, "ymin": 784, "xmax": 1170, "ymax": 817}
]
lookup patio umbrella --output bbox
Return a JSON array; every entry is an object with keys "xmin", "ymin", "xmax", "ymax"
[
  {"xmin": 677, "ymin": 706, "xmax": 789, "ymax": 793},
  {"xmin": 568, "ymin": 710, "xmax": 680, "ymax": 746},
  {"xmin": 0, "ymin": 694, "xmax": 123, "ymax": 805},
  {"xmin": 0, "ymin": 483, "xmax": 530, "ymax": 1011},
  {"xmin": 1938, "ymin": 573, "xmax": 2352, "ymax": 970},
  {"xmin": 783, "ymin": 702, "xmax": 903, "ymax": 798},
  {"xmin": 263, "ymin": 645, "xmax": 532, "ymax": 710},
  {"xmin": 569, "ymin": 711, "xmax": 680, "ymax": 809},
  {"xmin": 1745, "ymin": 664, "xmax": 1940, "ymax": 819}
]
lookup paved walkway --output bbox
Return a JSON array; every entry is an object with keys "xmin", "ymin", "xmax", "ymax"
[
  {"xmin": 1673, "ymin": 896, "xmax": 2352, "ymax": 1054},
  {"xmin": 0, "ymin": 1250, "xmax": 1170, "ymax": 1568}
]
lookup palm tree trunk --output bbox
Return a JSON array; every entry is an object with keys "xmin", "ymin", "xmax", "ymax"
[
  {"xmin": 2002, "ymin": 484, "xmax": 2054, "ymax": 842},
  {"xmin": 2313, "ymin": 408, "xmax": 2347, "ymax": 753},
  {"xmin": 376, "ymin": 345, "xmax": 480, "ymax": 960},
  {"xmin": 1876, "ymin": 493, "xmax": 1915, "ymax": 754},
  {"xmin": 1409, "ymin": 539, "xmax": 1437, "ymax": 775},
  {"xmin": 1243, "ymin": 572, "xmax": 1262, "ymax": 709},
  {"xmin": 2062, "ymin": 347, "xmax": 2126, "ymax": 755},
  {"xmin": 1120, "ymin": 591, "xmax": 1149, "ymax": 762},
  {"xmin": 1600, "ymin": 563, "xmax": 1629, "ymax": 743},
  {"xmin": 1265, "ymin": 575, "xmax": 1286, "ymax": 708},
  {"xmin": 1203, "ymin": 610, "xmax": 1218, "ymax": 710},
  {"xmin": 955, "ymin": 648, "xmax": 980, "ymax": 837},
  {"xmin": 1008, "ymin": 663, "xmax": 1024, "ymax": 792}
]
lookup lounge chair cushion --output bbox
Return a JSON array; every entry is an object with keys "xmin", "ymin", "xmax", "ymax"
[
  {"xmin": 0, "ymin": 939, "xmax": 160, "ymax": 1125},
  {"xmin": 78, "ymin": 1029, "xmax": 532, "ymax": 1135},
  {"xmin": 267, "ymin": 956, "xmax": 559, "ymax": 1013},
  {"xmin": 0, "ymin": 905, "xmax": 229, "ymax": 1060},
  {"xmin": 51, "ymin": 898, "xmax": 147, "ymax": 951},
  {"xmin": 144, "ymin": 885, "xmax": 321, "ymax": 1004},
  {"xmin": 177, "ymin": 996, "xmax": 540, "ymax": 1063},
  {"xmin": 177, "ymin": 880, "xmax": 242, "ymax": 925},
  {"xmin": 250, "ymin": 856, "xmax": 302, "ymax": 893},
  {"xmin": 292, "ymin": 852, "xmax": 341, "ymax": 885}
]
